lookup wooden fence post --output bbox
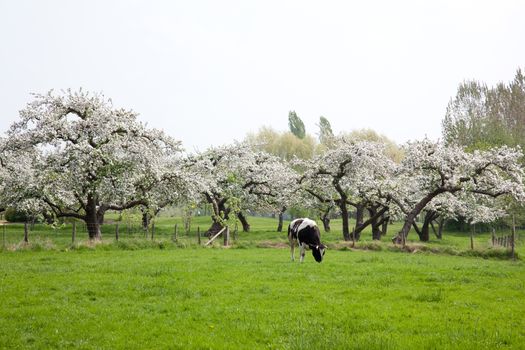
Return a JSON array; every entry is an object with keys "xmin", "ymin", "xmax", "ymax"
[
  {"xmin": 24, "ymin": 222, "xmax": 29, "ymax": 243},
  {"xmin": 151, "ymin": 223, "xmax": 155, "ymax": 240},
  {"xmin": 197, "ymin": 226, "xmax": 201, "ymax": 245},
  {"xmin": 72, "ymin": 221, "xmax": 76, "ymax": 243},
  {"xmin": 174, "ymin": 224, "xmax": 178, "ymax": 242},
  {"xmin": 205, "ymin": 227, "xmax": 226, "ymax": 246},
  {"xmin": 224, "ymin": 226, "xmax": 230, "ymax": 246},
  {"xmin": 116, "ymin": 223, "xmax": 119, "ymax": 242},
  {"xmin": 511, "ymin": 215, "xmax": 516, "ymax": 260},
  {"xmin": 470, "ymin": 224, "xmax": 474, "ymax": 250},
  {"xmin": 491, "ymin": 228, "xmax": 495, "ymax": 246}
]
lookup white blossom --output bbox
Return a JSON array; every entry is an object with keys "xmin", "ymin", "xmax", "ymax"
[{"xmin": 3, "ymin": 89, "xmax": 186, "ymax": 239}]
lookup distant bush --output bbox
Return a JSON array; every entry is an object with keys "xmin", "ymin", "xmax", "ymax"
[
  {"xmin": 4, "ymin": 208, "xmax": 28, "ymax": 222},
  {"xmin": 444, "ymin": 217, "xmax": 508, "ymax": 233}
]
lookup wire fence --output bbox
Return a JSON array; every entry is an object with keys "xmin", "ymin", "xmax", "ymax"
[
  {"xmin": 0, "ymin": 219, "xmax": 521, "ymax": 254},
  {"xmin": 0, "ymin": 221, "xmax": 219, "ymax": 250}
]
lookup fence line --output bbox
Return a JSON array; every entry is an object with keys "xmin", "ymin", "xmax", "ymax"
[
  {"xmin": 0, "ymin": 220, "xmax": 208, "ymax": 248},
  {"xmin": 491, "ymin": 230, "xmax": 516, "ymax": 249}
]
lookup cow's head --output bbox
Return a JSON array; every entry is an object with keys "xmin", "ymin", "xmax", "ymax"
[{"xmin": 311, "ymin": 244, "xmax": 326, "ymax": 263}]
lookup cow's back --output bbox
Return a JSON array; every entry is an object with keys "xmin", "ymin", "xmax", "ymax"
[{"xmin": 288, "ymin": 218, "xmax": 304, "ymax": 241}]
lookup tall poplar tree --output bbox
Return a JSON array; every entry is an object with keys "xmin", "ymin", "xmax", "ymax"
[{"xmin": 288, "ymin": 111, "xmax": 306, "ymax": 139}]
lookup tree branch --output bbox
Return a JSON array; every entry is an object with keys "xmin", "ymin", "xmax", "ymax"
[
  {"xmin": 42, "ymin": 196, "xmax": 86, "ymax": 220},
  {"xmin": 106, "ymin": 199, "xmax": 148, "ymax": 211}
]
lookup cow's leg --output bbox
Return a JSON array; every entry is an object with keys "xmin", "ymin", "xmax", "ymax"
[
  {"xmin": 300, "ymin": 243, "xmax": 306, "ymax": 263},
  {"xmin": 289, "ymin": 236, "xmax": 295, "ymax": 261}
]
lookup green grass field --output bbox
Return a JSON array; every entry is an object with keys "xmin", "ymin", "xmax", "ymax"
[{"xmin": 1, "ymin": 216, "xmax": 524, "ymax": 349}]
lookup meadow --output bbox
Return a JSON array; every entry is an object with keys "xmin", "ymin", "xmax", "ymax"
[{"xmin": 0, "ymin": 216, "xmax": 524, "ymax": 349}]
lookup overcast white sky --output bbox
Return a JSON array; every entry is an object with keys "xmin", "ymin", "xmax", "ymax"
[{"xmin": 1, "ymin": 0, "xmax": 524, "ymax": 151}]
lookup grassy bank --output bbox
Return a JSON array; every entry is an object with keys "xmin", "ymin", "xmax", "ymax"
[
  {"xmin": 1, "ymin": 247, "xmax": 524, "ymax": 349},
  {"xmin": 1, "ymin": 215, "xmax": 523, "ymax": 258}
]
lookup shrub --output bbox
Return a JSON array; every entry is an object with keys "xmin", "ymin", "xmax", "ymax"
[{"xmin": 4, "ymin": 208, "xmax": 28, "ymax": 222}]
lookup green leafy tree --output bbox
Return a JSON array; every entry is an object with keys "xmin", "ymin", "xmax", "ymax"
[
  {"xmin": 4, "ymin": 207, "xmax": 28, "ymax": 222},
  {"xmin": 442, "ymin": 68, "xmax": 525, "ymax": 152},
  {"xmin": 442, "ymin": 68, "xmax": 525, "ymax": 226},
  {"xmin": 245, "ymin": 126, "xmax": 318, "ymax": 161},
  {"xmin": 288, "ymin": 111, "xmax": 306, "ymax": 139},
  {"xmin": 317, "ymin": 116, "xmax": 334, "ymax": 146}
]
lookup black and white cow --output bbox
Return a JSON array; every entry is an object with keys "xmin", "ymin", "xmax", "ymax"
[{"xmin": 288, "ymin": 218, "xmax": 326, "ymax": 263}]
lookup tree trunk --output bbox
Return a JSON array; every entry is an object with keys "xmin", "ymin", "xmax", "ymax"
[
  {"xmin": 419, "ymin": 211, "xmax": 433, "ymax": 242},
  {"xmin": 205, "ymin": 196, "xmax": 229, "ymax": 237},
  {"xmin": 42, "ymin": 210, "xmax": 55, "ymax": 225},
  {"xmin": 85, "ymin": 215, "xmax": 102, "ymax": 240},
  {"xmin": 419, "ymin": 221, "xmax": 430, "ymax": 242},
  {"xmin": 350, "ymin": 205, "xmax": 388, "ymax": 241},
  {"xmin": 321, "ymin": 215, "xmax": 331, "ymax": 233},
  {"xmin": 368, "ymin": 207, "xmax": 382, "ymax": 240},
  {"xmin": 237, "ymin": 212, "xmax": 250, "ymax": 232},
  {"xmin": 351, "ymin": 204, "xmax": 365, "ymax": 241},
  {"xmin": 24, "ymin": 222, "xmax": 29, "ymax": 243},
  {"xmin": 381, "ymin": 214, "xmax": 389, "ymax": 236},
  {"xmin": 470, "ymin": 224, "xmax": 474, "ymax": 250},
  {"xmin": 371, "ymin": 223, "xmax": 381, "ymax": 240},
  {"xmin": 85, "ymin": 196, "xmax": 103, "ymax": 240},
  {"xmin": 393, "ymin": 212, "xmax": 417, "ymax": 244},
  {"xmin": 320, "ymin": 207, "xmax": 331, "ymax": 232},
  {"xmin": 340, "ymin": 202, "xmax": 351, "ymax": 241},
  {"xmin": 206, "ymin": 221, "xmax": 224, "ymax": 238},
  {"xmin": 277, "ymin": 207, "xmax": 286, "ymax": 232},
  {"xmin": 511, "ymin": 214, "xmax": 516, "ymax": 261},
  {"xmin": 430, "ymin": 220, "xmax": 437, "ymax": 238},
  {"xmin": 392, "ymin": 189, "xmax": 446, "ymax": 244},
  {"xmin": 142, "ymin": 211, "xmax": 150, "ymax": 230},
  {"xmin": 436, "ymin": 218, "xmax": 444, "ymax": 239},
  {"xmin": 277, "ymin": 212, "xmax": 284, "ymax": 232}
]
